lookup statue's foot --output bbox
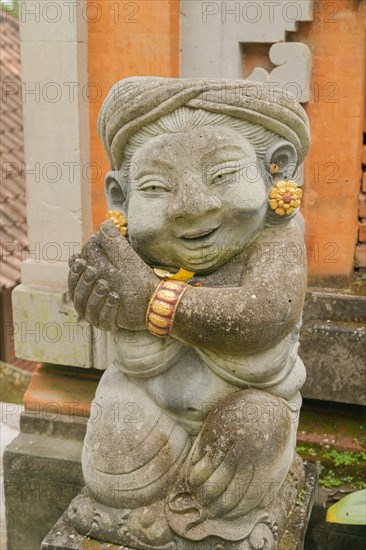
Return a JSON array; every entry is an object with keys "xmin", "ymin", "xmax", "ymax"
[
  {"xmin": 67, "ymin": 490, "xmax": 96, "ymax": 534},
  {"xmin": 68, "ymin": 491, "xmax": 278, "ymax": 550},
  {"xmin": 68, "ymin": 459, "xmax": 302, "ymax": 550},
  {"xmin": 167, "ymin": 484, "xmax": 276, "ymax": 547},
  {"xmin": 68, "ymin": 488, "xmax": 176, "ymax": 549},
  {"xmin": 164, "ymin": 456, "xmax": 303, "ymax": 549}
]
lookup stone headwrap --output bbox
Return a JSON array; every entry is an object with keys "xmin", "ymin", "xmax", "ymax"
[{"xmin": 98, "ymin": 77, "xmax": 310, "ymax": 170}]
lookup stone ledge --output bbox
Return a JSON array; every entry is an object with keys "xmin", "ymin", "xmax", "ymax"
[
  {"xmin": 303, "ymin": 290, "xmax": 366, "ymax": 324},
  {"xmin": 12, "ymin": 284, "xmax": 93, "ymax": 368},
  {"xmin": 300, "ymin": 289, "xmax": 366, "ymax": 406},
  {"xmin": 4, "ymin": 432, "xmax": 84, "ymax": 550}
]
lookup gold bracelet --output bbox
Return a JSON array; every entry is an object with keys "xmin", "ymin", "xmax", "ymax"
[{"xmin": 146, "ymin": 279, "xmax": 188, "ymax": 338}]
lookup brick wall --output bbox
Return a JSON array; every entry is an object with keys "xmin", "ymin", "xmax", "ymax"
[{"xmin": 355, "ymin": 141, "xmax": 366, "ymax": 268}]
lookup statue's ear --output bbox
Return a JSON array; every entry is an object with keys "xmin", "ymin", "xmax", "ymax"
[
  {"xmin": 105, "ymin": 171, "xmax": 127, "ymax": 214},
  {"xmin": 264, "ymin": 141, "xmax": 298, "ymax": 181}
]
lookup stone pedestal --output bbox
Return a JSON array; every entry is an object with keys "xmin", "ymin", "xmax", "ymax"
[
  {"xmin": 3, "ymin": 365, "xmax": 100, "ymax": 550},
  {"xmin": 41, "ymin": 463, "xmax": 318, "ymax": 550}
]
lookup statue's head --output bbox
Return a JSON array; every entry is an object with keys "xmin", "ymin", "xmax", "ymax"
[{"xmin": 98, "ymin": 78, "xmax": 310, "ymax": 273}]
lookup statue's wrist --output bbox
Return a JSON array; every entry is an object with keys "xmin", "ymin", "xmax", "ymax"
[{"xmin": 145, "ymin": 280, "xmax": 188, "ymax": 338}]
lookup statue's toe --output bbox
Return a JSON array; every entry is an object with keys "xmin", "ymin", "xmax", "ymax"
[
  {"xmin": 68, "ymin": 490, "xmax": 174, "ymax": 549},
  {"xmin": 67, "ymin": 492, "xmax": 94, "ymax": 534},
  {"xmin": 126, "ymin": 500, "xmax": 174, "ymax": 546}
]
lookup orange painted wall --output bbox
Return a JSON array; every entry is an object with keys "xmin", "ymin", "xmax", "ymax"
[
  {"xmin": 87, "ymin": 0, "xmax": 180, "ymax": 229},
  {"xmin": 291, "ymin": 0, "xmax": 365, "ymax": 284}
]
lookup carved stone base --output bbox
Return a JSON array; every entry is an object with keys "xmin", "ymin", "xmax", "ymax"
[{"xmin": 41, "ymin": 461, "xmax": 318, "ymax": 550}]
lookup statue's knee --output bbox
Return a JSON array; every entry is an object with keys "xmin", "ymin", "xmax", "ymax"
[
  {"xmin": 83, "ymin": 406, "xmax": 191, "ymax": 508},
  {"xmin": 237, "ymin": 389, "xmax": 291, "ymax": 433},
  {"xmin": 202, "ymin": 389, "xmax": 291, "ymax": 463}
]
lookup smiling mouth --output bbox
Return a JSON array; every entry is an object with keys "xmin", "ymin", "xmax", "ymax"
[{"xmin": 180, "ymin": 225, "xmax": 221, "ymax": 247}]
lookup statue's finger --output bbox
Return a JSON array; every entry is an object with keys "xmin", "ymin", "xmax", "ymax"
[
  {"xmin": 196, "ymin": 458, "xmax": 239, "ymax": 506},
  {"xmin": 68, "ymin": 258, "xmax": 86, "ymax": 300},
  {"xmin": 68, "ymin": 253, "xmax": 81, "ymax": 268},
  {"xmin": 103, "ymin": 266, "xmax": 122, "ymax": 291},
  {"xmin": 84, "ymin": 280, "xmax": 110, "ymax": 326},
  {"xmin": 81, "ymin": 234, "xmax": 104, "ymax": 265},
  {"xmin": 99, "ymin": 292, "xmax": 120, "ymax": 331},
  {"xmin": 188, "ymin": 453, "xmax": 224, "ymax": 490},
  {"xmin": 99, "ymin": 220, "xmax": 130, "ymax": 267},
  {"xmin": 74, "ymin": 266, "xmax": 102, "ymax": 318},
  {"xmin": 206, "ymin": 463, "xmax": 255, "ymax": 518},
  {"xmin": 190, "ymin": 436, "xmax": 204, "ymax": 465}
]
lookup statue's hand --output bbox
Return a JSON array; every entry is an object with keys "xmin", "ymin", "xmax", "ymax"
[
  {"xmin": 68, "ymin": 239, "xmax": 120, "ymax": 331},
  {"xmin": 68, "ymin": 221, "xmax": 160, "ymax": 331}
]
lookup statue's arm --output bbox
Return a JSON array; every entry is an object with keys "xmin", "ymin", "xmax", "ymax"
[
  {"xmin": 171, "ymin": 223, "xmax": 307, "ymax": 354},
  {"xmin": 69, "ymin": 220, "xmax": 307, "ymax": 350}
]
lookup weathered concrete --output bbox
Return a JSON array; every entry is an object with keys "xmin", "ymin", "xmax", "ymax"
[
  {"xmin": 12, "ymin": 284, "xmax": 93, "ymax": 367},
  {"xmin": 0, "ymin": 403, "xmax": 22, "ymax": 550},
  {"xmin": 20, "ymin": 409, "xmax": 89, "ymax": 441},
  {"xmin": 278, "ymin": 461, "xmax": 318, "ymax": 550},
  {"xmin": 13, "ymin": 0, "xmax": 92, "ymax": 369},
  {"xmin": 180, "ymin": 0, "xmax": 313, "ymax": 101},
  {"xmin": 4, "ymin": 431, "xmax": 84, "ymax": 550},
  {"xmin": 303, "ymin": 291, "xmax": 366, "ymax": 324},
  {"xmin": 300, "ymin": 290, "xmax": 366, "ymax": 406}
]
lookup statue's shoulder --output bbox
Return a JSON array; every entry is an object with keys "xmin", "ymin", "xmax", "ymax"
[
  {"xmin": 249, "ymin": 219, "xmax": 306, "ymax": 256},
  {"xmin": 237, "ymin": 219, "xmax": 307, "ymax": 281}
]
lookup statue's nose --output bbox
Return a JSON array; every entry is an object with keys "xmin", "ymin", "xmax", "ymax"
[{"xmin": 168, "ymin": 182, "xmax": 222, "ymax": 220}]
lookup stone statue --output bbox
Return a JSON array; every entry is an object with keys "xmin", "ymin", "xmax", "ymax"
[{"xmin": 67, "ymin": 78, "xmax": 310, "ymax": 549}]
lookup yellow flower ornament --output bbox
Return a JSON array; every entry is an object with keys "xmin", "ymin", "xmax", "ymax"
[
  {"xmin": 106, "ymin": 210, "xmax": 128, "ymax": 236},
  {"xmin": 269, "ymin": 181, "xmax": 302, "ymax": 216}
]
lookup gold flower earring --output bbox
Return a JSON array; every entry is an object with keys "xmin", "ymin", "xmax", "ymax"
[
  {"xmin": 105, "ymin": 210, "xmax": 128, "ymax": 236},
  {"xmin": 268, "ymin": 165, "xmax": 302, "ymax": 217}
]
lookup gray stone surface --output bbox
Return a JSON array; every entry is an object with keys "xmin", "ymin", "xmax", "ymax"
[
  {"xmin": 21, "ymin": 408, "xmax": 88, "ymax": 440},
  {"xmin": 0, "ymin": 403, "xmax": 22, "ymax": 550},
  {"xmin": 4, "ymin": 431, "xmax": 83, "ymax": 550},
  {"xmin": 246, "ymin": 42, "xmax": 312, "ymax": 102},
  {"xmin": 41, "ymin": 462, "xmax": 318, "ymax": 550},
  {"xmin": 303, "ymin": 291, "xmax": 366, "ymax": 324},
  {"xmin": 279, "ymin": 461, "xmax": 318, "ymax": 550},
  {"xmin": 180, "ymin": 0, "xmax": 313, "ymax": 101},
  {"xmin": 300, "ymin": 290, "xmax": 366, "ymax": 405},
  {"xmin": 14, "ymin": 0, "xmax": 92, "ymax": 369},
  {"xmin": 12, "ymin": 284, "xmax": 93, "ymax": 368},
  {"xmin": 66, "ymin": 77, "xmax": 311, "ymax": 548}
]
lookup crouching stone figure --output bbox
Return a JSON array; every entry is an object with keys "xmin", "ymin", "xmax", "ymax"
[{"xmin": 67, "ymin": 77, "xmax": 310, "ymax": 549}]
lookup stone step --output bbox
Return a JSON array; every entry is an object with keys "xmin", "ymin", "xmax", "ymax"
[{"xmin": 300, "ymin": 290, "xmax": 366, "ymax": 406}]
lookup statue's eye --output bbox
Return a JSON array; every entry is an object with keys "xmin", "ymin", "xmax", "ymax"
[
  {"xmin": 212, "ymin": 170, "xmax": 237, "ymax": 185},
  {"xmin": 138, "ymin": 181, "xmax": 171, "ymax": 194}
]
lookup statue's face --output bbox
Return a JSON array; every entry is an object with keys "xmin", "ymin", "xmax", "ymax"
[{"xmin": 125, "ymin": 126, "xmax": 268, "ymax": 273}]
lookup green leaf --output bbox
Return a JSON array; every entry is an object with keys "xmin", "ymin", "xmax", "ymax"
[{"xmin": 326, "ymin": 489, "xmax": 366, "ymax": 525}]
